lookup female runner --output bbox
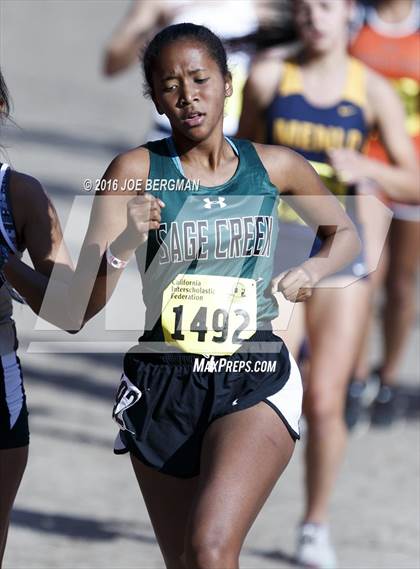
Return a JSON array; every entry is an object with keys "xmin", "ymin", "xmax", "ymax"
[
  {"xmin": 348, "ymin": 0, "xmax": 420, "ymax": 426},
  {"xmin": 0, "ymin": 68, "xmax": 73, "ymax": 567},
  {"xmin": 4, "ymin": 24, "xmax": 360, "ymax": 569},
  {"xmin": 238, "ymin": 0, "xmax": 418, "ymax": 566}
]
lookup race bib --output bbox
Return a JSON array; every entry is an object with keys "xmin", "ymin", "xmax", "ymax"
[
  {"xmin": 112, "ymin": 375, "xmax": 142, "ymax": 434},
  {"xmin": 161, "ymin": 274, "xmax": 257, "ymax": 356}
]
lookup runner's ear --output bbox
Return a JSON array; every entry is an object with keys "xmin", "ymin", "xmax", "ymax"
[{"xmin": 224, "ymin": 72, "xmax": 233, "ymax": 98}]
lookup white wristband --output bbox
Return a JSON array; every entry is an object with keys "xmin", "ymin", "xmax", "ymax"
[{"xmin": 106, "ymin": 246, "xmax": 130, "ymax": 270}]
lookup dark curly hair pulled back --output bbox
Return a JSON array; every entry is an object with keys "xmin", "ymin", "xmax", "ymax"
[{"xmin": 142, "ymin": 23, "xmax": 229, "ymax": 97}]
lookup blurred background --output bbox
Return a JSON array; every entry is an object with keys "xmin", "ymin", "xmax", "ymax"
[{"xmin": 0, "ymin": 1, "xmax": 419, "ymax": 568}]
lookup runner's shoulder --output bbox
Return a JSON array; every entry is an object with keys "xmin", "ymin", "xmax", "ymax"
[
  {"xmin": 9, "ymin": 169, "xmax": 46, "ymax": 201},
  {"xmin": 108, "ymin": 146, "xmax": 150, "ymax": 177},
  {"xmin": 9, "ymin": 170, "xmax": 51, "ymax": 215},
  {"xmin": 251, "ymin": 143, "xmax": 313, "ymax": 193},
  {"xmin": 365, "ymin": 66, "xmax": 400, "ymax": 107},
  {"xmin": 246, "ymin": 55, "xmax": 284, "ymax": 109},
  {"xmin": 7, "ymin": 170, "xmax": 54, "ymax": 249},
  {"xmin": 103, "ymin": 146, "xmax": 150, "ymax": 195},
  {"xmin": 252, "ymin": 142, "xmax": 305, "ymax": 171}
]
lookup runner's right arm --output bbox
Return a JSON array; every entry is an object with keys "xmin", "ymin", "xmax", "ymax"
[
  {"xmin": 4, "ymin": 148, "xmax": 163, "ymax": 331},
  {"xmin": 256, "ymin": 144, "xmax": 361, "ymax": 301}
]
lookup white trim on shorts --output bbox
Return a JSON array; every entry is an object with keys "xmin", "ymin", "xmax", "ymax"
[
  {"xmin": 1, "ymin": 351, "xmax": 24, "ymax": 429},
  {"xmin": 265, "ymin": 353, "xmax": 303, "ymax": 438},
  {"xmin": 113, "ymin": 354, "xmax": 303, "ymax": 453}
]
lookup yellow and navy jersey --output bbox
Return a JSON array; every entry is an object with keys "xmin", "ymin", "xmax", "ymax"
[
  {"xmin": 265, "ymin": 57, "xmax": 369, "ymax": 165},
  {"xmin": 264, "ymin": 57, "xmax": 369, "ymax": 222}
]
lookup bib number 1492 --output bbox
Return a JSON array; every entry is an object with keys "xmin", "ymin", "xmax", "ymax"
[
  {"xmin": 161, "ymin": 275, "xmax": 257, "ymax": 355},
  {"xmin": 171, "ymin": 305, "xmax": 250, "ymax": 345}
]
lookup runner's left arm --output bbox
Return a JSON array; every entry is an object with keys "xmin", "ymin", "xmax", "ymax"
[{"xmin": 256, "ymin": 144, "xmax": 361, "ymax": 301}]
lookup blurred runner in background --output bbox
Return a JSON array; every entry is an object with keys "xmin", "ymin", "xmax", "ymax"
[
  {"xmin": 238, "ymin": 0, "xmax": 418, "ymax": 567},
  {"xmin": 347, "ymin": 0, "xmax": 420, "ymax": 428},
  {"xmin": 0, "ymin": 68, "xmax": 73, "ymax": 567}
]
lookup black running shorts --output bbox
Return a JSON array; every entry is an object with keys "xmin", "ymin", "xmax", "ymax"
[{"xmin": 113, "ymin": 331, "xmax": 302, "ymax": 478}]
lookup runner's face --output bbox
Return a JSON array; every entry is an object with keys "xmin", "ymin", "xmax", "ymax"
[
  {"xmin": 294, "ymin": 0, "xmax": 350, "ymax": 54},
  {"xmin": 151, "ymin": 40, "xmax": 231, "ymax": 141}
]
